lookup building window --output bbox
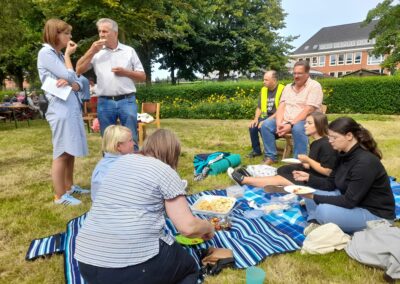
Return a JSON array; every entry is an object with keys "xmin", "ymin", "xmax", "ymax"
[
  {"xmin": 329, "ymin": 72, "xmax": 335, "ymax": 77},
  {"xmin": 305, "ymin": 57, "xmax": 310, "ymax": 62},
  {"xmin": 337, "ymin": 54, "xmax": 344, "ymax": 65},
  {"xmin": 319, "ymin": 56, "xmax": 325, "ymax": 66},
  {"xmin": 311, "ymin": 57, "xmax": 318, "ymax": 67},
  {"xmin": 298, "ymin": 58, "xmax": 303, "ymax": 61},
  {"xmin": 354, "ymin": 52, "xmax": 362, "ymax": 64},
  {"xmin": 367, "ymin": 54, "xmax": 384, "ymax": 65},
  {"xmin": 330, "ymin": 55, "xmax": 336, "ymax": 66},
  {"xmin": 338, "ymin": 71, "xmax": 343, "ymax": 77},
  {"xmin": 345, "ymin": 53, "xmax": 353, "ymax": 64}
]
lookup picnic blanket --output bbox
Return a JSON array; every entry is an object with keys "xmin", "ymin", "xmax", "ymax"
[{"xmin": 26, "ymin": 178, "xmax": 400, "ymax": 284}]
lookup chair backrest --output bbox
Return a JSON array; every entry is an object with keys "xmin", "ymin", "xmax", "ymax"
[
  {"xmin": 83, "ymin": 101, "xmax": 97, "ymax": 115},
  {"xmin": 141, "ymin": 102, "xmax": 160, "ymax": 120}
]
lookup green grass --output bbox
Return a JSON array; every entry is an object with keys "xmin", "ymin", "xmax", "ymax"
[{"xmin": 0, "ymin": 116, "xmax": 399, "ymax": 284}]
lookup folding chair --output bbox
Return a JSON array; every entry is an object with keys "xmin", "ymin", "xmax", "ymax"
[{"xmin": 138, "ymin": 102, "xmax": 161, "ymax": 146}]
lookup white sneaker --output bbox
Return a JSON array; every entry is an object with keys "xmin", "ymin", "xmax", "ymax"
[
  {"xmin": 67, "ymin": 185, "xmax": 90, "ymax": 195},
  {"xmin": 303, "ymin": 223, "xmax": 320, "ymax": 236},
  {"xmin": 54, "ymin": 194, "xmax": 82, "ymax": 206}
]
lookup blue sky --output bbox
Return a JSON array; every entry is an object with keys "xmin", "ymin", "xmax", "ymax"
[{"xmin": 152, "ymin": 0, "xmax": 384, "ymax": 80}]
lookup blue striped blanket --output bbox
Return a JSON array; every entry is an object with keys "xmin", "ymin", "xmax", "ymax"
[{"xmin": 26, "ymin": 178, "xmax": 400, "ymax": 284}]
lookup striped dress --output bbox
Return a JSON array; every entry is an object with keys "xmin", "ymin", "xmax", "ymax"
[
  {"xmin": 75, "ymin": 154, "xmax": 186, "ymax": 268},
  {"xmin": 37, "ymin": 44, "xmax": 88, "ymax": 159}
]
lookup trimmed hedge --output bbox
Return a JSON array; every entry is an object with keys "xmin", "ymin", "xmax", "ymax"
[{"xmin": 136, "ymin": 77, "xmax": 400, "ymax": 119}]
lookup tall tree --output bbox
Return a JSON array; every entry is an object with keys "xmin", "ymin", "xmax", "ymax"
[
  {"xmin": 365, "ymin": 0, "xmax": 400, "ymax": 72},
  {"xmin": 198, "ymin": 0, "xmax": 294, "ymax": 80}
]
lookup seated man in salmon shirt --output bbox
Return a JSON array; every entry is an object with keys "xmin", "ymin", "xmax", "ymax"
[{"xmin": 260, "ymin": 60, "xmax": 323, "ymax": 165}]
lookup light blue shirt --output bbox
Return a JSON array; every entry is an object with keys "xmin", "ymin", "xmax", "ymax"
[{"xmin": 91, "ymin": 153, "xmax": 121, "ymax": 201}]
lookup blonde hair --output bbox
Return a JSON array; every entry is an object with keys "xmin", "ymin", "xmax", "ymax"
[
  {"xmin": 102, "ymin": 125, "xmax": 133, "ymax": 154},
  {"xmin": 141, "ymin": 129, "xmax": 181, "ymax": 169},
  {"xmin": 43, "ymin": 19, "xmax": 72, "ymax": 48}
]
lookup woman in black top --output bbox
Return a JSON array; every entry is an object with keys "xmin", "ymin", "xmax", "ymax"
[
  {"xmin": 228, "ymin": 112, "xmax": 337, "ymax": 187},
  {"xmin": 294, "ymin": 117, "xmax": 395, "ymax": 234}
]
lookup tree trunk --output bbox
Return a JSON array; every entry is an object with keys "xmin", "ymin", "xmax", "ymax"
[
  {"xmin": 170, "ymin": 67, "xmax": 176, "ymax": 85},
  {"xmin": 218, "ymin": 70, "xmax": 225, "ymax": 81},
  {"xmin": 137, "ymin": 41, "xmax": 152, "ymax": 86}
]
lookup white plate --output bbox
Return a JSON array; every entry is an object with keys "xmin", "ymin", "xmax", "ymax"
[
  {"xmin": 284, "ymin": 185, "xmax": 316, "ymax": 195},
  {"xmin": 281, "ymin": 158, "xmax": 302, "ymax": 164},
  {"xmin": 191, "ymin": 196, "xmax": 236, "ymax": 216}
]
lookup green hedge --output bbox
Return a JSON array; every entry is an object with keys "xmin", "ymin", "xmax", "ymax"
[
  {"xmin": 321, "ymin": 77, "xmax": 400, "ymax": 114},
  {"xmin": 136, "ymin": 77, "xmax": 400, "ymax": 119}
]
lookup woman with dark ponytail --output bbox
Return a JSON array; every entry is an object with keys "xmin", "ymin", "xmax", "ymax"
[{"xmin": 293, "ymin": 117, "xmax": 395, "ymax": 234}]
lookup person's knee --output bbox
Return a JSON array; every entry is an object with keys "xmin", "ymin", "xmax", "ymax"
[
  {"xmin": 315, "ymin": 204, "xmax": 331, "ymax": 224},
  {"xmin": 261, "ymin": 120, "xmax": 275, "ymax": 132},
  {"xmin": 291, "ymin": 123, "xmax": 305, "ymax": 136}
]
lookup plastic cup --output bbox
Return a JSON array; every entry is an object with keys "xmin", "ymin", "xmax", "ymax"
[{"xmin": 246, "ymin": 266, "xmax": 266, "ymax": 284}]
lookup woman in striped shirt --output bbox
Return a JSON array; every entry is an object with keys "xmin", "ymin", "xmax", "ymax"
[{"xmin": 75, "ymin": 129, "xmax": 214, "ymax": 284}]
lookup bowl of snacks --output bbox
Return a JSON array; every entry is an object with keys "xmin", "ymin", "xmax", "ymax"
[{"xmin": 191, "ymin": 196, "xmax": 237, "ymax": 217}]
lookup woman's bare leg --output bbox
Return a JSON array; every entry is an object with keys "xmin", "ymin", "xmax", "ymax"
[
  {"xmin": 65, "ymin": 154, "xmax": 75, "ymax": 191},
  {"xmin": 52, "ymin": 153, "xmax": 69, "ymax": 198}
]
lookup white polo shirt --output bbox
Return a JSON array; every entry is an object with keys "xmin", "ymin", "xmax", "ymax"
[{"xmin": 90, "ymin": 42, "xmax": 144, "ymax": 96}]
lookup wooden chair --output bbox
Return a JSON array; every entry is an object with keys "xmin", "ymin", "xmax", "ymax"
[
  {"xmin": 138, "ymin": 102, "xmax": 161, "ymax": 146},
  {"xmin": 82, "ymin": 101, "xmax": 97, "ymax": 133},
  {"xmin": 280, "ymin": 104, "xmax": 327, "ymax": 159}
]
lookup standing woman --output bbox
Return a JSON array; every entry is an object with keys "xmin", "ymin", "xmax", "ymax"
[
  {"xmin": 37, "ymin": 19, "xmax": 89, "ymax": 205},
  {"xmin": 294, "ymin": 117, "xmax": 395, "ymax": 234}
]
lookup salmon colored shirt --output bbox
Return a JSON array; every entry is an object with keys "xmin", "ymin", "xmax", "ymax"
[{"xmin": 280, "ymin": 77, "xmax": 323, "ymax": 122}]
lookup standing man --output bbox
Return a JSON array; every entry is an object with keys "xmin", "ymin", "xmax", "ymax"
[
  {"xmin": 260, "ymin": 60, "xmax": 323, "ymax": 164},
  {"xmin": 247, "ymin": 70, "xmax": 284, "ymax": 159},
  {"xmin": 76, "ymin": 18, "xmax": 146, "ymax": 149}
]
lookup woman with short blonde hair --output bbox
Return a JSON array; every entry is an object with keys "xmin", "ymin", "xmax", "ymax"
[{"xmin": 91, "ymin": 125, "xmax": 134, "ymax": 201}]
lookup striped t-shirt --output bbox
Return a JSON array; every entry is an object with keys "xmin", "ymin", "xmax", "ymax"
[{"xmin": 75, "ymin": 154, "xmax": 186, "ymax": 268}]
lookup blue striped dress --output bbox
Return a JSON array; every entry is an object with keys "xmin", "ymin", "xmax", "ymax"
[{"xmin": 37, "ymin": 44, "xmax": 88, "ymax": 159}]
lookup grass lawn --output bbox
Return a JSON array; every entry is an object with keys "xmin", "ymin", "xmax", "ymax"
[{"xmin": 0, "ymin": 115, "xmax": 399, "ymax": 284}]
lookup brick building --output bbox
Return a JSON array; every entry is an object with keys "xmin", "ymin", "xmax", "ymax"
[{"xmin": 291, "ymin": 20, "xmax": 388, "ymax": 77}]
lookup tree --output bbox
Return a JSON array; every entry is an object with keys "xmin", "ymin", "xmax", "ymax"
[
  {"xmin": 197, "ymin": 0, "xmax": 295, "ymax": 80},
  {"xmin": 365, "ymin": 0, "xmax": 400, "ymax": 72}
]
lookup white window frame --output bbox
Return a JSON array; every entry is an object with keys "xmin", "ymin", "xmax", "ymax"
[
  {"xmin": 354, "ymin": 52, "xmax": 362, "ymax": 64},
  {"xmin": 345, "ymin": 53, "xmax": 353, "ymax": 65},
  {"xmin": 337, "ymin": 54, "xmax": 345, "ymax": 65},
  {"xmin": 367, "ymin": 54, "xmax": 384, "ymax": 65},
  {"xmin": 329, "ymin": 54, "xmax": 336, "ymax": 66},
  {"xmin": 319, "ymin": 55, "xmax": 325, "ymax": 67},
  {"xmin": 311, "ymin": 56, "xmax": 318, "ymax": 67}
]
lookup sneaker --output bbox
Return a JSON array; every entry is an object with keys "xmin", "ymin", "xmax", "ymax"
[
  {"xmin": 246, "ymin": 151, "xmax": 262, "ymax": 158},
  {"xmin": 227, "ymin": 167, "xmax": 244, "ymax": 186},
  {"xmin": 236, "ymin": 167, "xmax": 251, "ymax": 177},
  {"xmin": 67, "ymin": 185, "xmax": 90, "ymax": 195},
  {"xmin": 303, "ymin": 222, "xmax": 320, "ymax": 236},
  {"xmin": 54, "ymin": 194, "xmax": 82, "ymax": 206},
  {"xmin": 262, "ymin": 157, "xmax": 276, "ymax": 166}
]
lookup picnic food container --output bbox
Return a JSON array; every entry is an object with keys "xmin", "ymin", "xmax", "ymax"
[{"xmin": 191, "ymin": 196, "xmax": 237, "ymax": 217}]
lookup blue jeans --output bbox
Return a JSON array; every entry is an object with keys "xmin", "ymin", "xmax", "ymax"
[
  {"xmin": 260, "ymin": 118, "xmax": 308, "ymax": 160},
  {"xmin": 248, "ymin": 117, "xmax": 266, "ymax": 154},
  {"xmin": 305, "ymin": 189, "xmax": 383, "ymax": 233},
  {"xmin": 97, "ymin": 95, "xmax": 138, "ymax": 150}
]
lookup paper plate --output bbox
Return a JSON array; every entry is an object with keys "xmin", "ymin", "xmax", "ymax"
[
  {"xmin": 284, "ymin": 185, "xmax": 316, "ymax": 195},
  {"xmin": 281, "ymin": 158, "xmax": 302, "ymax": 164},
  {"xmin": 175, "ymin": 234, "xmax": 204, "ymax": 246}
]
